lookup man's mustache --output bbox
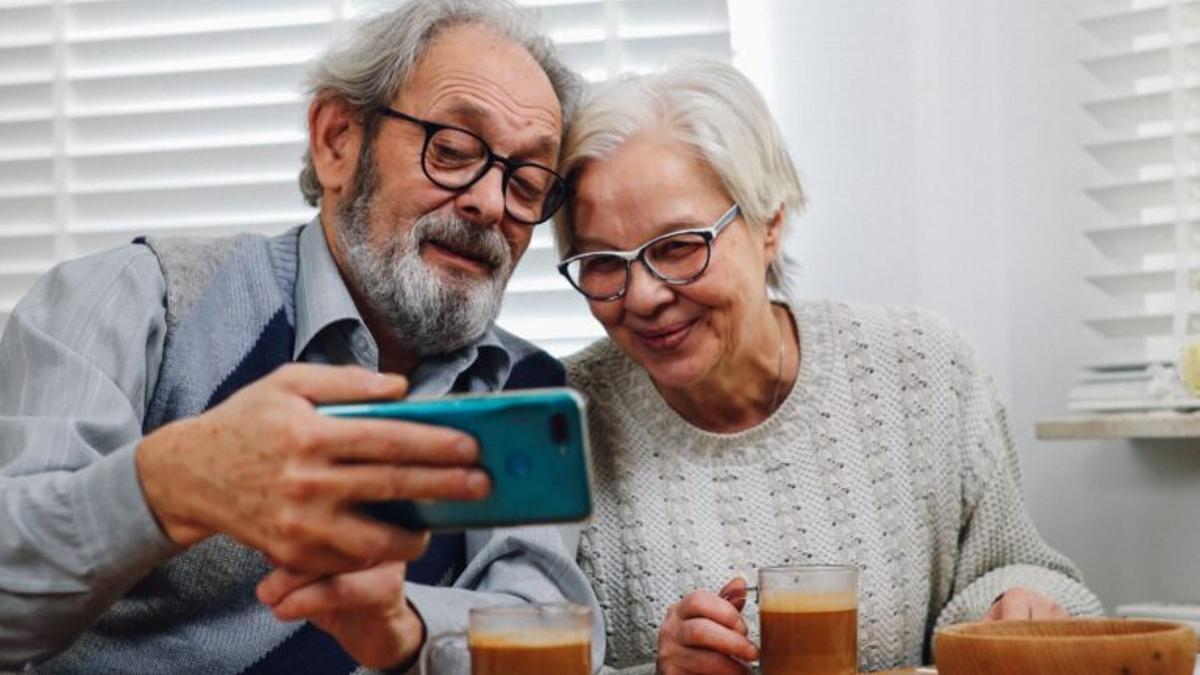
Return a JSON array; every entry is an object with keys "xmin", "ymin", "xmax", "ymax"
[{"xmin": 412, "ymin": 216, "xmax": 509, "ymax": 271}]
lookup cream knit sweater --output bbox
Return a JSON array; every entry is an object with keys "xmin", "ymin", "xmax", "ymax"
[{"xmin": 565, "ymin": 300, "xmax": 1103, "ymax": 673}]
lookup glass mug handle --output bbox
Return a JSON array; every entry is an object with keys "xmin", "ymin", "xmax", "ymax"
[
  {"xmin": 420, "ymin": 630, "xmax": 469, "ymax": 675},
  {"xmin": 721, "ymin": 584, "xmax": 761, "ymax": 668}
]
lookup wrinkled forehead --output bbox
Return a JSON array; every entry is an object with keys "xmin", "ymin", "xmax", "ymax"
[{"xmin": 398, "ymin": 23, "xmax": 563, "ymax": 159}]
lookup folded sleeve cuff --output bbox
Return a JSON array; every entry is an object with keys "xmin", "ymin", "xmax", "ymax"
[
  {"xmin": 398, "ymin": 584, "xmax": 476, "ymax": 675},
  {"xmin": 935, "ymin": 564, "xmax": 1105, "ymax": 629},
  {"xmin": 74, "ymin": 441, "xmax": 181, "ymax": 582}
]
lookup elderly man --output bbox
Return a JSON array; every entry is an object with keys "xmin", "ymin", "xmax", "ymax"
[{"xmin": 0, "ymin": 1, "xmax": 597, "ymax": 673}]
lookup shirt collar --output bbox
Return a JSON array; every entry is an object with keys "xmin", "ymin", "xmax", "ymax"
[
  {"xmin": 292, "ymin": 217, "xmax": 513, "ymax": 394},
  {"xmin": 294, "ymin": 216, "xmax": 368, "ymax": 362},
  {"xmin": 407, "ymin": 326, "xmax": 512, "ymax": 396}
]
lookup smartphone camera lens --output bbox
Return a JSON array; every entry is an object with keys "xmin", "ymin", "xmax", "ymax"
[{"xmin": 549, "ymin": 413, "xmax": 569, "ymax": 447}]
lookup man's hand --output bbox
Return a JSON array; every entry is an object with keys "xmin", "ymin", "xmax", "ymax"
[
  {"xmin": 136, "ymin": 363, "xmax": 490, "ymax": 574},
  {"xmin": 257, "ymin": 562, "xmax": 425, "ymax": 669},
  {"xmin": 982, "ymin": 587, "xmax": 1069, "ymax": 621}
]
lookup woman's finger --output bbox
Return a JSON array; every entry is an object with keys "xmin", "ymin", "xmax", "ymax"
[
  {"xmin": 1032, "ymin": 597, "xmax": 1069, "ymax": 620},
  {"xmin": 984, "ymin": 588, "xmax": 1069, "ymax": 622},
  {"xmin": 676, "ymin": 617, "xmax": 758, "ymax": 663},
  {"xmin": 717, "ymin": 576, "xmax": 749, "ymax": 613},
  {"xmin": 676, "ymin": 590, "xmax": 745, "ymax": 631},
  {"xmin": 996, "ymin": 594, "xmax": 1028, "ymax": 620},
  {"xmin": 983, "ymin": 591, "xmax": 1020, "ymax": 621},
  {"xmin": 981, "ymin": 601, "xmax": 1001, "ymax": 622}
]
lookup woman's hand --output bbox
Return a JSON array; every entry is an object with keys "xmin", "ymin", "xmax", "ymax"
[
  {"xmin": 982, "ymin": 587, "xmax": 1069, "ymax": 621},
  {"xmin": 657, "ymin": 577, "xmax": 758, "ymax": 675}
]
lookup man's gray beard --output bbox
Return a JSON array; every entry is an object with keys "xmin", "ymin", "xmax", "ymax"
[{"xmin": 334, "ymin": 144, "xmax": 514, "ymax": 357}]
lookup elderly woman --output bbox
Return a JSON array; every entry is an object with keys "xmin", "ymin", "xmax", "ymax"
[{"xmin": 553, "ymin": 61, "xmax": 1102, "ymax": 675}]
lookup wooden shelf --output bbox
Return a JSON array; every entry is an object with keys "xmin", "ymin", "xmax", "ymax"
[{"xmin": 1036, "ymin": 412, "xmax": 1200, "ymax": 439}]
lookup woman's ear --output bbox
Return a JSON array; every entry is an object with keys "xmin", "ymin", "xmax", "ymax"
[
  {"xmin": 308, "ymin": 96, "xmax": 363, "ymax": 202},
  {"xmin": 761, "ymin": 206, "xmax": 786, "ymax": 266}
]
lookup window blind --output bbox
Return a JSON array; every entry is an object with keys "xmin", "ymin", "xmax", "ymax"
[
  {"xmin": 0, "ymin": 0, "xmax": 732, "ymax": 357},
  {"xmin": 1072, "ymin": 0, "xmax": 1199, "ymax": 411}
]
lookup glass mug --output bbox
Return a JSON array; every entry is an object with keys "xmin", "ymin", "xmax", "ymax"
[
  {"xmin": 421, "ymin": 602, "xmax": 592, "ymax": 675},
  {"xmin": 755, "ymin": 564, "xmax": 859, "ymax": 675}
]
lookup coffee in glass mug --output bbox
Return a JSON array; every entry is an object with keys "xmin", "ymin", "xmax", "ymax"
[
  {"xmin": 421, "ymin": 602, "xmax": 592, "ymax": 675},
  {"xmin": 758, "ymin": 565, "xmax": 858, "ymax": 675}
]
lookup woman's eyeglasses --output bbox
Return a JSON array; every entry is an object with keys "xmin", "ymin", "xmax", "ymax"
[{"xmin": 557, "ymin": 204, "xmax": 741, "ymax": 301}]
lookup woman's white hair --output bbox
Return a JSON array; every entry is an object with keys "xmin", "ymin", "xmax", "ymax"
[
  {"xmin": 299, "ymin": 0, "xmax": 581, "ymax": 207},
  {"xmin": 555, "ymin": 60, "xmax": 804, "ymax": 299}
]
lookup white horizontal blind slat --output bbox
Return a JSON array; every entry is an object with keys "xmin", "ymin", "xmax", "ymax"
[
  {"xmin": 0, "ymin": 0, "xmax": 732, "ymax": 353},
  {"xmin": 1073, "ymin": 0, "xmax": 1200, "ymax": 410},
  {"xmin": 52, "ymin": 1, "xmax": 332, "ymax": 265},
  {"xmin": 0, "ymin": 0, "xmax": 56, "ymax": 316}
]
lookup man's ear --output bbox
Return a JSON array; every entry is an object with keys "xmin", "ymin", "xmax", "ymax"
[
  {"xmin": 308, "ymin": 96, "xmax": 363, "ymax": 202},
  {"xmin": 762, "ymin": 205, "xmax": 786, "ymax": 266}
]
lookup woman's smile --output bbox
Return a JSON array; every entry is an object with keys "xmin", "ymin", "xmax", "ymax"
[{"xmin": 632, "ymin": 319, "xmax": 697, "ymax": 353}]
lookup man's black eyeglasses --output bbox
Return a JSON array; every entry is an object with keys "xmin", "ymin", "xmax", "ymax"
[{"xmin": 378, "ymin": 107, "xmax": 567, "ymax": 225}]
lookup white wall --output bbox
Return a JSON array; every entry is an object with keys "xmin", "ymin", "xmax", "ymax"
[
  {"xmin": 731, "ymin": 0, "xmax": 1011, "ymax": 396},
  {"xmin": 732, "ymin": 0, "xmax": 1200, "ymax": 612}
]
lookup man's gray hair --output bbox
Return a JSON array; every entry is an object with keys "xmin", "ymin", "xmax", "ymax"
[
  {"xmin": 555, "ymin": 60, "xmax": 804, "ymax": 300},
  {"xmin": 299, "ymin": 0, "xmax": 581, "ymax": 207}
]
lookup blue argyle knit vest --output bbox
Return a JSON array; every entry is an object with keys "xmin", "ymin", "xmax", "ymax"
[{"xmin": 40, "ymin": 226, "xmax": 564, "ymax": 675}]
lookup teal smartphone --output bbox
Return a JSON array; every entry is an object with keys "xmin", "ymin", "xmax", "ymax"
[{"xmin": 317, "ymin": 387, "xmax": 592, "ymax": 531}]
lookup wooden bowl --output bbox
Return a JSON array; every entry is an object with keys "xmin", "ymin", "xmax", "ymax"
[{"xmin": 934, "ymin": 619, "xmax": 1197, "ymax": 675}]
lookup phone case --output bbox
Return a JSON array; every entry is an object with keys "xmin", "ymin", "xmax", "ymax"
[{"xmin": 318, "ymin": 387, "xmax": 592, "ymax": 531}]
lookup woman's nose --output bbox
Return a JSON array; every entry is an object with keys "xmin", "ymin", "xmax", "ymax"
[{"xmin": 622, "ymin": 260, "xmax": 674, "ymax": 313}]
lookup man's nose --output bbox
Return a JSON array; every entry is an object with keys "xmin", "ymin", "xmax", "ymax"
[{"xmin": 454, "ymin": 162, "xmax": 506, "ymax": 227}]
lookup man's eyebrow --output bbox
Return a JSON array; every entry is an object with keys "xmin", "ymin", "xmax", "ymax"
[
  {"xmin": 444, "ymin": 100, "xmax": 489, "ymax": 124},
  {"xmin": 526, "ymin": 135, "xmax": 558, "ymax": 162},
  {"xmin": 442, "ymin": 101, "xmax": 559, "ymax": 161}
]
